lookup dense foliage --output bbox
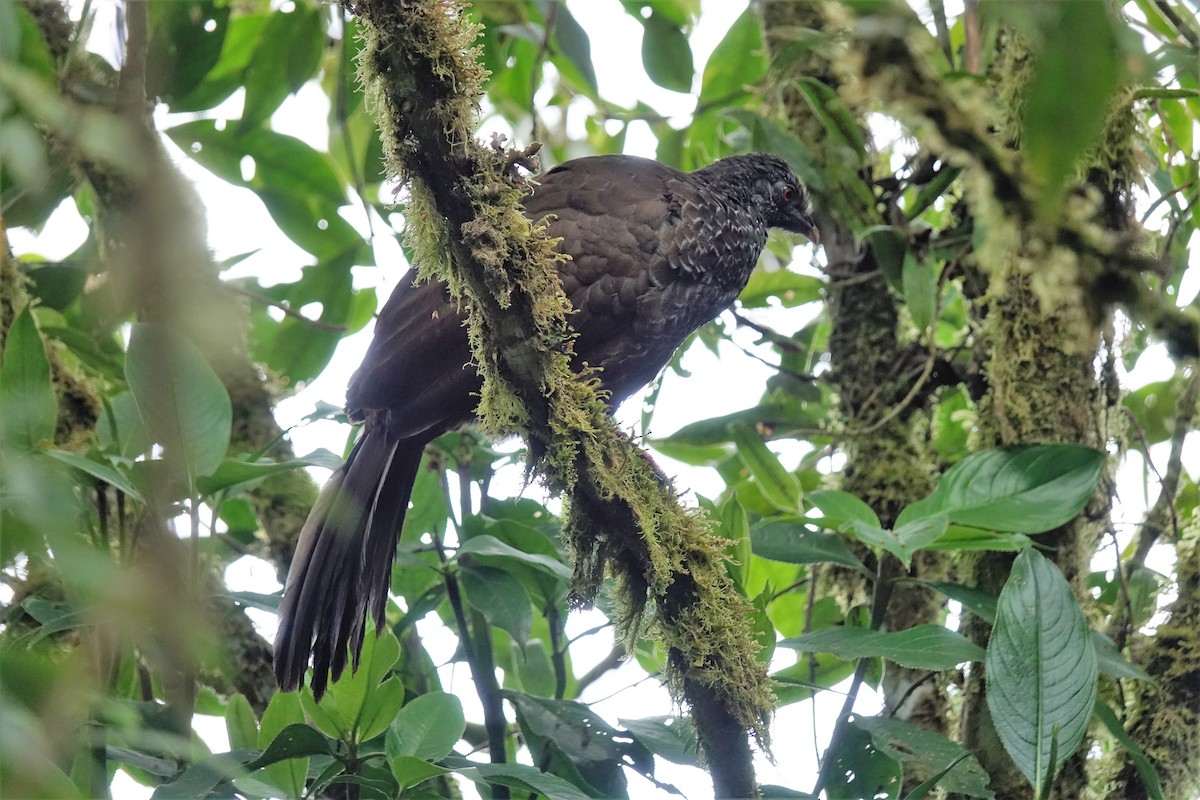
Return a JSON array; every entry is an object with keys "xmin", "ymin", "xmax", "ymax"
[{"xmin": 2, "ymin": 1, "xmax": 1197, "ymax": 799}]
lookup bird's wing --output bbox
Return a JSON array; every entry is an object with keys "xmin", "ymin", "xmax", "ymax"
[
  {"xmin": 345, "ymin": 277, "xmax": 477, "ymax": 438},
  {"xmin": 528, "ymin": 156, "xmax": 717, "ymax": 403},
  {"xmin": 347, "ymin": 155, "xmax": 706, "ymax": 424}
]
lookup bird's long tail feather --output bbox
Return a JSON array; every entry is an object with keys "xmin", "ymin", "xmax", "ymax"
[{"xmin": 274, "ymin": 429, "xmax": 424, "ymax": 698}]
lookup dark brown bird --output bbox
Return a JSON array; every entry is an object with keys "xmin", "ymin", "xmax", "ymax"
[{"xmin": 274, "ymin": 153, "xmax": 818, "ymax": 698}]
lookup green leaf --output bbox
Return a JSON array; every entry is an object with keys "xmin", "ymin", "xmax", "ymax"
[
  {"xmin": 460, "ymin": 563, "xmax": 532, "ymax": 644},
  {"xmin": 902, "ymin": 251, "xmax": 937, "ymax": 332},
  {"xmin": 771, "ymin": 651, "xmax": 857, "ymax": 706},
  {"xmin": 901, "ymin": 753, "xmax": 979, "ymax": 800},
  {"xmin": 40, "ymin": 325, "xmax": 123, "ymax": 379},
  {"xmin": 1091, "ymin": 630, "xmax": 1152, "ymax": 682},
  {"xmin": 451, "ymin": 760, "xmax": 593, "ymax": 800},
  {"xmin": 853, "ymin": 716, "xmax": 994, "ymax": 799},
  {"xmin": 171, "ymin": 12, "xmax": 269, "ymax": 112},
  {"xmin": 97, "ymin": 391, "xmax": 152, "ymax": 459},
  {"xmin": 897, "ymin": 445, "xmax": 1105, "ymax": 534},
  {"xmin": 125, "ymin": 323, "xmax": 232, "ymax": 487},
  {"xmin": 921, "ymin": 525, "xmax": 1032, "ymax": 553},
  {"xmin": 718, "ymin": 494, "xmax": 752, "ymax": 588},
  {"xmin": 913, "ymin": 580, "xmax": 998, "ymax": 624},
  {"xmin": 847, "ymin": 514, "xmax": 949, "ymax": 568},
  {"xmin": 619, "ymin": 716, "xmax": 701, "ymax": 768},
  {"xmin": 641, "ymin": 11, "xmax": 693, "ymax": 92},
  {"xmin": 455, "ymin": 535, "xmax": 572, "ymax": 581},
  {"xmin": 147, "ymin": 0, "xmax": 229, "ymax": 104},
  {"xmin": 908, "ymin": 164, "xmax": 963, "ymax": 219},
  {"xmin": 387, "ymin": 691, "xmax": 465, "ymax": 762},
  {"xmin": 26, "ymin": 264, "xmax": 87, "ymax": 311},
  {"xmin": 550, "ymin": 5, "xmax": 597, "ymax": 92},
  {"xmin": 505, "ymin": 692, "xmax": 652, "ymax": 784},
  {"xmin": 781, "ymin": 624, "xmax": 984, "ymax": 670},
  {"xmin": 0, "ymin": 305, "xmax": 56, "ymax": 451},
  {"xmin": 357, "ymin": 677, "xmax": 406, "ymax": 743},
  {"xmin": 824, "ymin": 724, "xmax": 902, "ymax": 800},
  {"xmin": 1022, "ymin": 2, "xmax": 1123, "ymax": 217},
  {"xmin": 514, "ymin": 639, "xmax": 557, "ymax": 698},
  {"xmin": 1092, "ymin": 701, "xmax": 1165, "ymax": 800},
  {"xmin": 245, "ymin": 724, "xmax": 333, "ymax": 770},
  {"xmin": 1123, "ymin": 378, "xmax": 1183, "ymax": 445},
  {"xmin": 224, "ymin": 693, "xmax": 258, "ymax": 751},
  {"xmin": 739, "ymin": 269, "xmax": 824, "ymax": 309},
  {"xmin": 301, "ymin": 627, "xmax": 402, "ymax": 743},
  {"xmin": 240, "ymin": 4, "xmax": 326, "ymax": 130},
  {"xmin": 865, "ymin": 225, "xmax": 908, "ymax": 291},
  {"xmin": 750, "ymin": 519, "xmax": 870, "ymax": 575},
  {"xmin": 805, "ymin": 489, "xmax": 881, "ymax": 530},
  {"xmin": 7, "ymin": 4, "xmax": 55, "ymax": 81},
  {"xmin": 750, "ymin": 588, "xmax": 776, "ymax": 665},
  {"xmin": 730, "ymin": 422, "xmax": 801, "ymax": 512},
  {"xmin": 41, "ymin": 449, "xmax": 144, "ymax": 503},
  {"xmin": 259, "ymin": 690, "xmax": 308, "ymax": 798},
  {"xmin": 699, "ymin": 8, "xmax": 766, "ymax": 104},
  {"xmin": 196, "ymin": 451, "xmax": 342, "ymax": 495},
  {"xmin": 167, "ymin": 120, "xmax": 345, "ymax": 205},
  {"xmin": 793, "ymin": 76, "xmax": 866, "ymax": 161},
  {"xmin": 150, "ymin": 752, "xmax": 254, "ymax": 799},
  {"xmin": 105, "ymin": 745, "xmax": 178, "ymax": 777},
  {"xmin": 657, "ymin": 398, "xmax": 823, "ymax": 447},
  {"xmin": 17, "ymin": 597, "xmax": 88, "ymax": 643},
  {"xmin": 986, "ymin": 549, "xmax": 1098, "ymax": 792},
  {"xmin": 390, "ymin": 756, "xmax": 450, "ymax": 791}
]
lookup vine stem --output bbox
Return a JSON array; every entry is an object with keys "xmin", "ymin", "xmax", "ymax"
[
  {"xmin": 434, "ymin": 466, "xmax": 511, "ymax": 799},
  {"xmin": 811, "ymin": 554, "xmax": 899, "ymax": 797}
]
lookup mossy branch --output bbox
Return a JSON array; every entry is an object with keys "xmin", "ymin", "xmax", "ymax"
[{"xmin": 348, "ymin": 0, "xmax": 772, "ymax": 794}]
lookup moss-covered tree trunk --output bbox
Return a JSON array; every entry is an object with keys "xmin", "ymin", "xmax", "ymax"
[{"xmin": 761, "ymin": 3, "xmax": 951, "ymax": 765}]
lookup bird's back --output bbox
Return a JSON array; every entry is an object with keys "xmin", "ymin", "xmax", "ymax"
[{"xmin": 346, "ymin": 154, "xmax": 764, "ymax": 427}]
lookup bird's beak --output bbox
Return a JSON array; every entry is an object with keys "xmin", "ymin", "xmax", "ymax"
[
  {"xmin": 792, "ymin": 211, "xmax": 820, "ymax": 247},
  {"xmin": 802, "ymin": 220, "xmax": 820, "ymax": 247}
]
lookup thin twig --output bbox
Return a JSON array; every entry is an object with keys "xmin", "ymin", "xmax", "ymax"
[
  {"xmin": 1132, "ymin": 370, "xmax": 1198, "ymax": 563},
  {"xmin": 804, "ymin": 572, "xmax": 820, "ymax": 767},
  {"xmin": 884, "ymin": 670, "xmax": 937, "ymax": 718},
  {"xmin": 963, "ymin": 0, "xmax": 981, "ymax": 74},
  {"xmin": 813, "ymin": 555, "xmax": 898, "ymax": 797},
  {"xmin": 528, "ymin": 1, "xmax": 555, "ymax": 142},
  {"xmin": 567, "ymin": 621, "xmax": 613, "ymax": 646},
  {"xmin": 224, "ymin": 285, "xmax": 349, "ymax": 332},
  {"xmin": 1107, "ymin": 529, "xmax": 1137, "ymax": 653},
  {"xmin": 547, "ymin": 602, "xmax": 568, "ymax": 700},
  {"xmin": 436, "ymin": 463, "xmax": 509, "ymax": 795},
  {"xmin": 574, "ymin": 644, "xmax": 625, "ymax": 695},
  {"xmin": 930, "ymin": 0, "xmax": 953, "ymax": 68},
  {"xmin": 434, "ymin": 532, "xmax": 510, "ymax": 796},
  {"xmin": 1153, "ymin": 0, "xmax": 1200, "ymax": 46},
  {"xmin": 1140, "ymin": 180, "xmax": 1196, "ymax": 224}
]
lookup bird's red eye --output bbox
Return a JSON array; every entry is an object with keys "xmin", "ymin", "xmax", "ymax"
[{"xmin": 782, "ymin": 187, "xmax": 795, "ymax": 202}]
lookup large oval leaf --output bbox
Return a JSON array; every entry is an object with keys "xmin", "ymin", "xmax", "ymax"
[
  {"xmin": 730, "ymin": 422, "xmax": 801, "ymax": 512},
  {"xmin": 986, "ymin": 549, "xmax": 1098, "ymax": 792},
  {"xmin": 698, "ymin": 8, "xmax": 765, "ymax": 104},
  {"xmin": 781, "ymin": 624, "xmax": 984, "ymax": 670},
  {"xmin": 125, "ymin": 323, "xmax": 232, "ymax": 487},
  {"xmin": 897, "ymin": 445, "xmax": 1104, "ymax": 533},
  {"xmin": 640, "ymin": 11, "xmax": 693, "ymax": 93},
  {"xmin": 387, "ymin": 691, "xmax": 465, "ymax": 762},
  {"xmin": 0, "ymin": 305, "xmax": 56, "ymax": 451}
]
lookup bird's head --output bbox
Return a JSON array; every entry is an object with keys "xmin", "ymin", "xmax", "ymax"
[{"xmin": 750, "ymin": 154, "xmax": 820, "ymax": 246}]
